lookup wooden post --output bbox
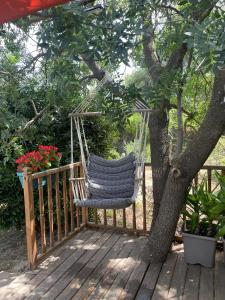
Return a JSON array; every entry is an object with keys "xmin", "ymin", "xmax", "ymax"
[
  {"xmin": 63, "ymin": 171, "xmax": 69, "ymax": 236},
  {"xmin": 142, "ymin": 166, "xmax": 147, "ymax": 232},
  {"xmin": 55, "ymin": 172, "xmax": 62, "ymax": 241},
  {"xmin": 132, "ymin": 203, "xmax": 136, "ymax": 231},
  {"xmin": 208, "ymin": 168, "xmax": 212, "ymax": 193},
  {"xmin": 194, "ymin": 174, "xmax": 198, "ymax": 187},
  {"xmin": 80, "ymin": 164, "xmax": 87, "ymax": 225},
  {"xmin": 94, "ymin": 208, "xmax": 98, "ymax": 224},
  {"xmin": 123, "ymin": 208, "xmax": 126, "ymax": 229},
  {"xmin": 47, "ymin": 175, "xmax": 54, "ymax": 248},
  {"xmin": 103, "ymin": 209, "xmax": 107, "ymax": 226},
  {"xmin": 113, "ymin": 209, "xmax": 116, "ymax": 227},
  {"xmin": 23, "ymin": 168, "xmax": 37, "ymax": 269},
  {"xmin": 69, "ymin": 176, "xmax": 75, "ymax": 232},
  {"xmin": 38, "ymin": 177, "xmax": 46, "ymax": 255}
]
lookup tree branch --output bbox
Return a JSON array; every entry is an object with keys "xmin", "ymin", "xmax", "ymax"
[
  {"xmin": 158, "ymin": 5, "xmax": 184, "ymax": 18},
  {"xmin": 170, "ymin": 104, "xmax": 199, "ymax": 123},
  {"xmin": 19, "ymin": 53, "xmax": 45, "ymax": 72},
  {"xmin": 30, "ymin": 100, "xmax": 38, "ymax": 115},
  {"xmin": 17, "ymin": 104, "xmax": 50, "ymax": 134},
  {"xmin": 142, "ymin": 16, "xmax": 162, "ymax": 82},
  {"xmin": 193, "ymin": 0, "xmax": 218, "ymax": 22},
  {"xmin": 143, "ymin": 31, "xmax": 162, "ymax": 81},
  {"xmin": 174, "ymin": 67, "xmax": 225, "ymax": 178},
  {"xmin": 81, "ymin": 54, "xmax": 106, "ymax": 80},
  {"xmin": 79, "ymin": 74, "xmax": 98, "ymax": 82},
  {"xmin": 166, "ymin": 1, "xmax": 218, "ymax": 72}
]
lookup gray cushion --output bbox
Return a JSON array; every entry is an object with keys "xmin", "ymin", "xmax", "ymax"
[
  {"xmin": 87, "ymin": 170, "xmax": 135, "ymax": 181},
  {"xmin": 74, "ymin": 154, "xmax": 137, "ymax": 209},
  {"xmin": 88, "ymin": 177, "xmax": 134, "ymax": 187},
  {"xmin": 88, "ymin": 161, "xmax": 136, "ymax": 175},
  {"xmin": 75, "ymin": 197, "xmax": 133, "ymax": 209},
  {"xmin": 89, "ymin": 152, "xmax": 135, "ymax": 167}
]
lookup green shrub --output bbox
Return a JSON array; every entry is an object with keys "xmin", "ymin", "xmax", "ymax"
[{"xmin": 0, "ymin": 164, "xmax": 24, "ymax": 229}]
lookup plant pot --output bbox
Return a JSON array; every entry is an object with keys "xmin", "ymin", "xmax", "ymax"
[
  {"xmin": 16, "ymin": 172, "xmax": 47, "ymax": 189},
  {"xmin": 183, "ymin": 232, "xmax": 217, "ymax": 268}
]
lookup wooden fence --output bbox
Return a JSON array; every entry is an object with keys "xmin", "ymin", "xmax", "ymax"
[{"xmin": 23, "ymin": 162, "xmax": 225, "ymax": 269}]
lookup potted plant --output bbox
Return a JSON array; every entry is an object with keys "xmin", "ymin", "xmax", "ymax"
[
  {"xmin": 183, "ymin": 180, "xmax": 218, "ymax": 268},
  {"xmin": 16, "ymin": 145, "xmax": 62, "ymax": 188},
  {"xmin": 210, "ymin": 172, "xmax": 225, "ymax": 262}
]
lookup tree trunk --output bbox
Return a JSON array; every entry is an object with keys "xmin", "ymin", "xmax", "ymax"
[
  {"xmin": 147, "ymin": 172, "xmax": 190, "ymax": 262},
  {"xmin": 149, "ymin": 108, "xmax": 170, "ymax": 225},
  {"xmin": 176, "ymin": 86, "xmax": 184, "ymax": 155},
  {"xmin": 148, "ymin": 68, "xmax": 225, "ymax": 263}
]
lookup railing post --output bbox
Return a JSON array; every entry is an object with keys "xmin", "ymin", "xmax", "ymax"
[
  {"xmin": 207, "ymin": 168, "xmax": 212, "ymax": 192},
  {"xmin": 142, "ymin": 165, "xmax": 147, "ymax": 233},
  {"xmin": 23, "ymin": 168, "xmax": 37, "ymax": 269},
  {"xmin": 80, "ymin": 163, "xmax": 88, "ymax": 225}
]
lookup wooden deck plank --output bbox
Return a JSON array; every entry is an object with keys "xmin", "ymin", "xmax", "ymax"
[
  {"xmin": 168, "ymin": 251, "xmax": 187, "ymax": 299},
  {"xmin": 1, "ymin": 231, "xmax": 224, "ymax": 300},
  {"xmin": 135, "ymin": 262, "xmax": 162, "ymax": 300},
  {"xmin": 119, "ymin": 240, "xmax": 153, "ymax": 300},
  {"xmin": 87, "ymin": 236, "xmax": 137, "ymax": 299},
  {"xmin": 3, "ymin": 229, "xmax": 94, "ymax": 300},
  {"xmin": 150, "ymin": 252, "xmax": 178, "ymax": 300},
  {"xmin": 104, "ymin": 238, "xmax": 148, "ymax": 300},
  {"xmin": 56, "ymin": 232, "xmax": 121, "ymax": 299},
  {"xmin": 182, "ymin": 265, "xmax": 201, "ymax": 300},
  {"xmin": 120, "ymin": 259, "xmax": 149, "ymax": 299},
  {"xmin": 40, "ymin": 231, "xmax": 112, "ymax": 299},
  {"xmin": 215, "ymin": 251, "xmax": 225, "ymax": 300},
  {"xmin": 73, "ymin": 235, "xmax": 130, "ymax": 300},
  {"xmin": 24, "ymin": 230, "xmax": 104, "ymax": 300},
  {"xmin": 199, "ymin": 266, "xmax": 214, "ymax": 300}
]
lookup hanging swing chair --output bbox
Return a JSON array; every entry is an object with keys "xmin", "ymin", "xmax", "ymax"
[{"xmin": 69, "ymin": 74, "xmax": 151, "ymax": 209}]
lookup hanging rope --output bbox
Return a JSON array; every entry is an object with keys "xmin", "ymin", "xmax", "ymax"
[
  {"xmin": 69, "ymin": 68, "xmax": 151, "ymax": 209},
  {"xmin": 70, "ymin": 106, "xmax": 150, "ymax": 208}
]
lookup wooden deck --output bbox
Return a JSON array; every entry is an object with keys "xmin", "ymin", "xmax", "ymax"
[{"xmin": 0, "ymin": 229, "xmax": 225, "ymax": 300}]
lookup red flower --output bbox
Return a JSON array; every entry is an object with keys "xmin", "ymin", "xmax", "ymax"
[{"xmin": 16, "ymin": 145, "xmax": 62, "ymax": 173}]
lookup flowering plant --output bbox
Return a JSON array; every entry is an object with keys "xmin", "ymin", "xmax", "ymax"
[{"xmin": 16, "ymin": 145, "xmax": 62, "ymax": 173}]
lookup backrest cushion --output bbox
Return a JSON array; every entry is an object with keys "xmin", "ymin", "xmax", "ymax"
[{"xmin": 87, "ymin": 153, "xmax": 136, "ymax": 199}]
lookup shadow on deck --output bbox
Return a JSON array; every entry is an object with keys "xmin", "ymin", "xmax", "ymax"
[{"xmin": 0, "ymin": 229, "xmax": 225, "ymax": 300}]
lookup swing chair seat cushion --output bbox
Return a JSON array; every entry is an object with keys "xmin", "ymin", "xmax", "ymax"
[
  {"xmin": 74, "ymin": 197, "xmax": 133, "ymax": 209},
  {"xmin": 74, "ymin": 153, "xmax": 137, "ymax": 209}
]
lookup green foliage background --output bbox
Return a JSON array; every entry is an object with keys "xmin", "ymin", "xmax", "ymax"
[{"xmin": 1, "ymin": 0, "xmax": 225, "ymax": 228}]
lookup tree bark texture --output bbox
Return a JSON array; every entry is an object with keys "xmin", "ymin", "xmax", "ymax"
[
  {"xmin": 149, "ymin": 108, "xmax": 170, "ymax": 226},
  {"xmin": 148, "ymin": 68, "xmax": 225, "ymax": 263}
]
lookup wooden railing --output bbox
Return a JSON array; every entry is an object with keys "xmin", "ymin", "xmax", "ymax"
[
  {"xmin": 194, "ymin": 165, "xmax": 225, "ymax": 192},
  {"xmin": 23, "ymin": 162, "xmax": 225, "ymax": 269},
  {"xmin": 23, "ymin": 162, "xmax": 85, "ymax": 269}
]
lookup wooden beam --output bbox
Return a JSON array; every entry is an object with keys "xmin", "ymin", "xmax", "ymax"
[
  {"xmin": 134, "ymin": 108, "xmax": 152, "ymax": 113},
  {"xmin": 32, "ymin": 163, "xmax": 81, "ymax": 179},
  {"xmin": 23, "ymin": 168, "xmax": 38, "ymax": 269},
  {"xmin": 68, "ymin": 112, "xmax": 102, "ymax": 117}
]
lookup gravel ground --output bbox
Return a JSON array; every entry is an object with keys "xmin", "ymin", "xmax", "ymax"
[{"xmin": 0, "ymin": 227, "xmax": 28, "ymax": 273}]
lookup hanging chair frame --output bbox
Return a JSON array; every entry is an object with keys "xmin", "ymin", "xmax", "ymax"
[
  {"xmin": 69, "ymin": 107, "xmax": 150, "ymax": 209},
  {"xmin": 69, "ymin": 72, "xmax": 151, "ymax": 209}
]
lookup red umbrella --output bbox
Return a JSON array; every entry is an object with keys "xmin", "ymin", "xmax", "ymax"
[{"xmin": 0, "ymin": 0, "xmax": 77, "ymax": 25}]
